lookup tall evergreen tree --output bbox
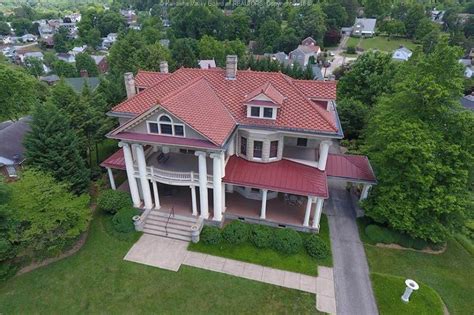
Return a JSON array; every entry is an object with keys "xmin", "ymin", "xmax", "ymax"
[{"xmin": 24, "ymin": 102, "xmax": 90, "ymax": 195}]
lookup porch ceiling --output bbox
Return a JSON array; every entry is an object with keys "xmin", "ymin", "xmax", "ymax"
[{"xmin": 223, "ymin": 156, "xmax": 328, "ymax": 198}]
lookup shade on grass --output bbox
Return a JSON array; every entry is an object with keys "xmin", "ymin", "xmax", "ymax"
[
  {"xmin": 188, "ymin": 215, "xmax": 332, "ymax": 276},
  {"xmin": 371, "ymin": 273, "xmax": 444, "ymax": 315},
  {"xmin": 365, "ymin": 240, "xmax": 473, "ymax": 315},
  {"xmin": 0, "ymin": 214, "xmax": 319, "ymax": 314}
]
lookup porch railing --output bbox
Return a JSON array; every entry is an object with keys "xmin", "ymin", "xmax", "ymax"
[{"xmin": 133, "ymin": 165, "xmax": 213, "ymax": 185}]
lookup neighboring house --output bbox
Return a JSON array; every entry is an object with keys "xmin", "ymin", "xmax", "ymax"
[
  {"xmin": 69, "ymin": 45, "xmax": 87, "ymax": 56},
  {"xmin": 0, "ymin": 117, "xmax": 31, "ymax": 178},
  {"xmin": 431, "ymin": 9, "xmax": 445, "ymax": 24},
  {"xmin": 19, "ymin": 51, "xmax": 44, "ymax": 63},
  {"xmin": 38, "ymin": 24, "xmax": 54, "ymax": 38},
  {"xmin": 198, "ymin": 59, "xmax": 216, "ymax": 69},
  {"xmin": 352, "ymin": 18, "xmax": 377, "ymax": 37},
  {"xmin": 392, "ymin": 46, "xmax": 413, "ymax": 61},
  {"xmin": 42, "ymin": 36, "xmax": 54, "ymax": 48},
  {"xmin": 57, "ymin": 52, "xmax": 76, "ymax": 63},
  {"xmin": 341, "ymin": 27, "xmax": 353, "ymax": 36},
  {"xmin": 271, "ymin": 52, "xmax": 289, "ymax": 64},
  {"xmin": 21, "ymin": 34, "xmax": 37, "ymax": 42},
  {"xmin": 459, "ymin": 59, "xmax": 473, "ymax": 78},
  {"xmin": 100, "ymin": 55, "xmax": 377, "ymax": 241},
  {"xmin": 460, "ymin": 93, "xmax": 474, "ymax": 111},
  {"xmin": 102, "ymin": 33, "xmax": 118, "ymax": 49},
  {"xmin": 91, "ymin": 55, "xmax": 109, "ymax": 73},
  {"xmin": 39, "ymin": 74, "xmax": 60, "ymax": 85},
  {"xmin": 289, "ymin": 44, "xmax": 321, "ymax": 67},
  {"xmin": 64, "ymin": 77, "xmax": 100, "ymax": 94}
]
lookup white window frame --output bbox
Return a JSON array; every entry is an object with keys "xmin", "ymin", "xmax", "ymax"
[
  {"xmin": 247, "ymin": 106, "xmax": 277, "ymax": 120},
  {"xmin": 146, "ymin": 114, "xmax": 186, "ymax": 137},
  {"xmin": 253, "ymin": 140, "xmax": 263, "ymax": 160},
  {"xmin": 269, "ymin": 140, "xmax": 279, "ymax": 160}
]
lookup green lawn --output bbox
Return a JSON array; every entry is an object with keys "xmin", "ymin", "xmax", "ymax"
[
  {"xmin": 188, "ymin": 215, "xmax": 332, "ymax": 276},
  {"xmin": 371, "ymin": 273, "xmax": 444, "ymax": 315},
  {"xmin": 364, "ymin": 239, "xmax": 473, "ymax": 315},
  {"xmin": 0, "ymin": 214, "xmax": 320, "ymax": 314},
  {"xmin": 346, "ymin": 36, "xmax": 418, "ymax": 52}
]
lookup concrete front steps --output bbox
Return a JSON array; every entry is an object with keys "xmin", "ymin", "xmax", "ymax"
[{"xmin": 143, "ymin": 210, "xmax": 200, "ymax": 242}]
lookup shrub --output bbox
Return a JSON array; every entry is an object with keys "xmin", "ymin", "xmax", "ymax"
[
  {"xmin": 250, "ymin": 225, "xmax": 273, "ymax": 248},
  {"xmin": 272, "ymin": 228, "xmax": 302, "ymax": 255},
  {"xmin": 200, "ymin": 226, "xmax": 222, "ymax": 245},
  {"xmin": 97, "ymin": 189, "xmax": 132, "ymax": 214},
  {"xmin": 411, "ymin": 238, "xmax": 428, "ymax": 250},
  {"xmin": 365, "ymin": 225, "xmax": 396, "ymax": 244},
  {"xmin": 222, "ymin": 221, "xmax": 249, "ymax": 244},
  {"xmin": 112, "ymin": 207, "xmax": 139, "ymax": 233},
  {"xmin": 304, "ymin": 234, "xmax": 330, "ymax": 259},
  {"xmin": 346, "ymin": 45, "xmax": 356, "ymax": 54}
]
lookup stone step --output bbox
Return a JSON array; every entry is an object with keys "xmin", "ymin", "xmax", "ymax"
[
  {"xmin": 145, "ymin": 217, "xmax": 195, "ymax": 230},
  {"xmin": 146, "ymin": 214, "xmax": 197, "ymax": 228},
  {"xmin": 148, "ymin": 210, "xmax": 197, "ymax": 223},
  {"xmin": 143, "ymin": 222, "xmax": 193, "ymax": 238},
  {"xmin": 144, "ymin": 220, "xmax": 194, "ymax": 234},
  {"xmin": 142, "ymin": 227, "xmax": 192, "ymax": 242}
]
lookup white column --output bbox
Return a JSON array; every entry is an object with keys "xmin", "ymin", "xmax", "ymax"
[
  {"xmin": 190, "ymin": 185, "xmax": 198, "ymax": 216},
  {"xmin": 312, "ymin": 198, "xmax": 324, "ymax": 229},
  {"xmin": 221, "ymin": 183, "xmax": 226, "ymax": 212},
  {"xmin": 220, "ymin": 151, "xmax": 226, "ymax": 176},
  {"xmin": 195, "ymin": 151, "xmax": 209, "ymax": 218},
  {"xmin": 303, "ymin": 196, "xmax": 313, "ymax": 227},
  {"xmin": 210, "ymin": 153, "xmax": 223, "ymax": 221},
  {"xmin": 260, "ymin": 189, "xmax": 268, "ymax": 219},
  {"xmin": 318, "ymin": 140, "xmax": 331, "ymax": 171},
  {"xmin": 134, "ymin": 144, "xmax": 153, "ymax": 210},
  {"xmin": 360, "ymin": 184, "xmax": 372, "ymax": 201},
  {"xmin": 120, "ymin": 142, "xmax": 140, "ymax": 207},
  {"xmin": 152, "ymin": 180, "xmax": 160, "ymax": 209},
  {"xmin": 106, "ymin": 167, "xmax": 116, "ymax": 190}
]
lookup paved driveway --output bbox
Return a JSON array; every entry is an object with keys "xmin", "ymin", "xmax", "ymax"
[{"xmin": 325, "ymin": 181, "xmax": 378, "ymax": 315}]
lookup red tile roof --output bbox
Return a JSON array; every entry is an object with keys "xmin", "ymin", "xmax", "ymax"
[
  {"xmin": 112, "ymin": 68, "xmax": 339, "ymax": 136},
  {"xmin": 109, "ymin": 131, "xmax": 220, "ymax": 149},
  {"xmin": 326, "ymin": 153, "xmax": 376, "ymax": 183},
  {"xmin": 135, "ymin": 70, "xmax": 170, "ymax": 88},
  {"xmin": 100, "ymin": 148, "xmax": 125, "ymax": 170},
  {"xmin": 244, "ymin": 82, "xmax": 286, "ymax": 105},
  {"xmin": 291, "ymin": 80, "xmax": 337, "ymax": 100},
  {"xmin": 223, "ymin": 156, "xmax": 329, "ymax": 198}
]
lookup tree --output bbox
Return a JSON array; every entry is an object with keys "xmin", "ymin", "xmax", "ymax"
[
  {"xmin": 0, "ymin": 22, "xmax": 10, "ymax": 35},
  {"xmin": 324, "ymin": 29, "xmax": 342, "ymax": 47},
  {"xmin": 288, "ymin": 5, "xmax": 327, "ymax": 43},
  {"xmin": 404, "ymin": 4, "xmax": 426, "ymax": 38},
  {"xmin": 97, "ymin": 11, "xmax": 125, "ymax": 37},
  {"xmin": 108, "ymin": 30, "xmax": 147, "ymax": 75},
  {"xmin": 323, "ymin": 2, "xmax": 348, "ymax": 29},
  {"xmin": 381, "ymin": 20, "xmax": 406, "ymax": 38},
  {"xmin": 53, "ymin": 27, "xmax": 70, "ymax": 53},
  {"xmin": 421, "ymin": 29, "xmax": 441, "ymax": 53},
  {"xmin": 337, "ymin": 98, "xmax": 369, "ymax": 139},
  {"xmin": 4, "ymin": 169, "xmax": 90, "ymax": 256},
  {"xmin": 197, "ymin": 35, "xmax": 226, "ymax": 67},
  {"xmin": 75, "ymin": 53, "xmax": 99, "ymax": 77},
  {"xmin": 363, "ymin": 0, "xmax": 391, "ymax": 19},
  {"xmin": 0, "ymin": 64, "xmax": 38, "ymax": 121},
  {"xmin": 52, "ymin": 60, "xmax": 77, "ymax": 78},
  {"xmin": 11, "ymin": 18, "xmax": 32, "ymax": 36},
  {"xmin": 415, "ymin": 18, "xmax": 439, "ymax": 41},
  {"xmin": 24, "ymin": 102, "xmax": 90, "ymax": 194},
  {"xmin": 363, "ymin": 42, "xmax": 473, "ymax": 243},
  {"xmin": 340, "ymin": 0, "xmax": 360, "ymax": 25},
  {"xmin": 24, "ymin": 57, "xmax": 44, "ymax": 77},
  {"xmin": 256, "ymin": 19, "xmax": 281, "ymax": 53},
  {"xmin": 277, "ymin": 27, "xmax": 300, "ymax": 53},
  {"xmin": 224, "ymin": 8, "xmax": 251, "ymax": 42},
  {"xmin": 138, "ymin": 43, "xmax": 173, "ymax": 72},
  {"xmin": 84, "ymin": 27, "xmax": 101, "ymax": 49},
  {"xmin": 169, "ymin": 6, "xmax": 225, "ymax": 39},
  {"xmin": 171, "ymin": 38, "xmax": 199, "ymax": 68}
]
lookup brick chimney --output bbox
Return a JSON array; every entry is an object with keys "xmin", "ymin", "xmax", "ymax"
[
  {"xmin": 225, "ymin": 55, "xmax": 237, "ymax": 80},
  {"xmin": 159, "ymin": 61, "xmax": 169, "ymax": 74},
  {"xmin": 124, "ymin": 72, "xmax": 136, "ymax": 99},
  {"xmin": 79, "ymin": 69, "xmax": 88, "ymax": 77}
]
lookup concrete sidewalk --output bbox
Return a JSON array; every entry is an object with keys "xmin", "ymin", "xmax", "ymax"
[{"xmin": 124, "ymin": 233, "xmax": 336, "ymax": 314}]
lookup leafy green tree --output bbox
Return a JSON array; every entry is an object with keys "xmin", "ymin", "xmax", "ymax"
[
  {"xmin": 169, "ymin": 6, "xmax": 225, "ymax": 39},
  {"xmin": 53, "ymin": 27, "xmax": 70, "ymax": 53},
  {"xmin": 323, "ymin": 2, "xmax": 348, "ymax": 29},
  {"xmin": 337, "ymin": 98, "xmax": 369, "ymax": 139},
  {"xmin": 339, "ymin": 0, "xmax": 360, "ymax": 25},
  {"xmin": 422, "ymin": 29, "xmax": 441, "ymax": 53},
  {"xmin": 404, "ymin": 4, "xmax": 426, "ymax": 38},
  {"xmin": 288, "ymin": 5, "xmax": 327, "ymax": 43},
  {"xmin": 415, "ymin": 18, "xmax": 439, "ymax": 41},
  {"xmin": 0, "ymin": 22, "xmax": 10, "ymax": 35},
  {"xmin": 84, "ymin": 27, "xmax": 101, "ymax": 49},
  {"xmin": 138, "ymin": 43, "xmax": 173, "ymax": 72},
  {"xmin": 381, "ymin": 20, "xmax": 406, "ymax": 38},
  {"xmin": 75, "ymin": 53, "xmax": 99, "ymax": 77},
  {"xmin": 277, "ymin": 27, "xmax": 300, "ymax": 53},
  {"xmin": 224, "ymin": 8, "xmax": 251, "ymax": 42},
  {"xmin": 24, "ymin": 57, "xmax": 44, "ymax": 77},
  {"xmin": 11, "ymin": 18, "xmax": 32, "ymax": 36},
  {"xmin": 363, "ymin": 0, "xmax": 391, "ymax": 19},
  {"xmin": 171, "ymin": 38, "xmax": 199, "ymax": 68},
  {"xmin": 97, "ymin": 11, "xmax": 124, "ymax": 37},
  {"xmin": 0, "ymin": 64, "xmax": 38, "ymax": 121},
  {"xmin": 256, "ymin": 19, "xmax": 281, "ymax": 53},
  {"xmin": 5, "ymin": 169, "xmax": 90, "ymax": 255},
  {"xmin": 363, "ymin": 42, "xmax": 473, "ymax": 243},
  {"xmin": 197, "ymin": 35, "xmax": 226, "ymax": 66},
  {"xmin": 52, "ymin": 60, "xmax": 77, "ymax": 78},
  {"xmin": 24, "ymin": 102, "xmax": 90, "ymax": 194},
  {"xmin": 108, "ymin": 30, "xmax": 147, "ymax": 75}
]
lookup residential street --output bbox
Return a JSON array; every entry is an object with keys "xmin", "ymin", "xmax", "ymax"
[
  {"xmin": 325, "ymin": 35, "xmax": 357, "ymax": 78},
  {"xmin": 325, "ymin": 181, "xmax": 378, "ymax": 315}
]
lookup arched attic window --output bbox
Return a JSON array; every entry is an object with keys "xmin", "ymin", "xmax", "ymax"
[{"xmin": 147, "ymin": 114, "xmax": 185, "ymax": 137}]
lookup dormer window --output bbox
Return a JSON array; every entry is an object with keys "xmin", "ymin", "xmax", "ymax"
[
  {"xmin": 147, "ymin": 114, "xmax": 185, "ymax": 137},
  {"xmin": 247, "ymin": 106, "xmax": 277, "ymax": 119}
]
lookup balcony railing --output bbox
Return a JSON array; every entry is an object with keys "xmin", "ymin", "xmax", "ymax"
[{"xmin": 133, "ymin": 165, "xmax": 213, "ymax": 186}]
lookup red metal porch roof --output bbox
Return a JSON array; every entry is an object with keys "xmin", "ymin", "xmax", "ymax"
[
  {"xmin": 100, "ymin": 148, "xmax": 125, "ymax": 170},
  {"xmin": 223, "ymin": 156, "xmax": 328, "ymax": 198},
  {"xmin": 326, "ymin": 153, "xmax": 376, "ymax": 183}
]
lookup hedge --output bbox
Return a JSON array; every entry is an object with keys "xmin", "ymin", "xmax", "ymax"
[
  {"xmin": 201, "ymin": 226, "xmax": 222, "ymax": 245},
  {"xmin": 97, "ymin": 189, "xmax": 132, "ymax": 214},
  {"xmin": 304, "ymin": 234, "xmax": 330, "ymax": 259},
  {"xmin": 222, "ymin": 221, "xmax": 250, "ymax": 244},
  {"xmin": 250, "ymin": 225, "xmax": 273, "ymax": 248},
  {"xmin": 112, "ymin": 207, "xmax": 139, "ymax": 233},
  {"xmin": 272, "ymin": 228, "xmax": 302, "ymax": 255},
  {"xmin": 365, "ymin": 224, "xmax": 429, "ymax": 250}
]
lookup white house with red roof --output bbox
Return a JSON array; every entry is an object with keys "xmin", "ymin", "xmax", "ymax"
[{"xmin": 101, "ymin": 56, "xmax": 376, "ymax": 241}]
